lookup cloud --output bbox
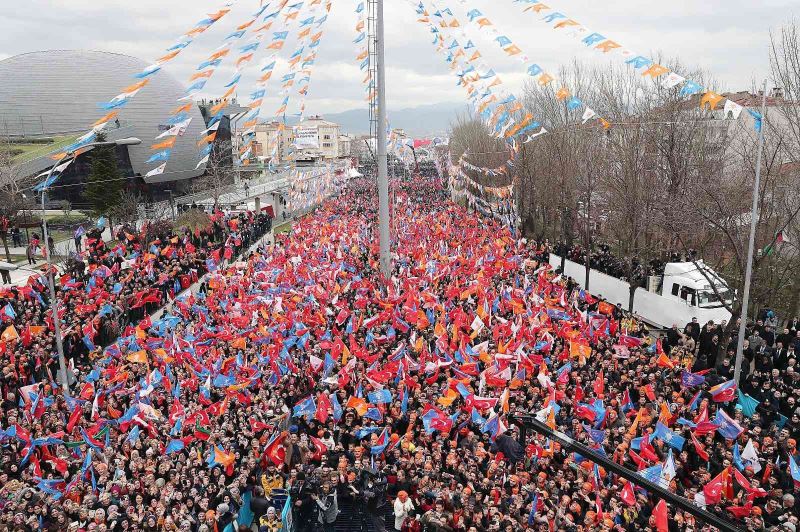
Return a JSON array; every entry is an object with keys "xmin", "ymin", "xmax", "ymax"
[{"xmin": 0, "ymin": 0, "xmax": 794, "ymax": 121}]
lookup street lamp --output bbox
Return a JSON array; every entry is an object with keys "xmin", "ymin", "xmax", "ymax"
[
  {"xmin": 734, "ymin": 82, "xmax": 768, "ymax": 385},
  {"xmin": 375, "ymin": 0, "xmax": 391, "ymax": 276},
  {"xmin": 41, "ymin": 137, "xmax": 141, "ymax": 393}
]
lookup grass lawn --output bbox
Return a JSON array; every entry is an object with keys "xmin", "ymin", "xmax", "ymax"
[{"xmin": 2, "ymin": 135, "xmax": 80, "ymax": 164}]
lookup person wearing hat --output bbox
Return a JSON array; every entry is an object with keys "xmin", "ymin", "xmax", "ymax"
[
  {"xmin": 393, "ymin": 490, "xmax": 415, "ymax": 531},
  {"xmin": 259, "ymin": 506, "xmax": 281, "ymax": 532}
]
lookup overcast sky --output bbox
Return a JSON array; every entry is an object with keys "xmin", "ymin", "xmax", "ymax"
[{"xmin": 1, "ymin": 0, "xmax": 796, "ymax": 117}]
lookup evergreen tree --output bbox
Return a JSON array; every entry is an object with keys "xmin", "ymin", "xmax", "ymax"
[{"xmin": 84, "ymin": 133, "xmax": 124, "ymax": 216}]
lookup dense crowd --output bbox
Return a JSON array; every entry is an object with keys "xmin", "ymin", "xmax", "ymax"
[
  {"xmin": 0, "ymin": 209, "xmax": 272, "ymax": 411},
  {"xmin": 0, "ymin": 174, "xmax": 798, "ymax": 532}
]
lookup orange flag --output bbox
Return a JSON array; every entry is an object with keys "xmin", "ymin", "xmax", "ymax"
[
  {"xmin": 1, "ymin": 325, "xmax": 18, "ymax": 342},
  {"xmin": 152, "ymin": 138, "xmax": 177, "ymax": 150},
  {"xmin": 127, "ymin": 350, "xmax": 148, "ymax": 364}
]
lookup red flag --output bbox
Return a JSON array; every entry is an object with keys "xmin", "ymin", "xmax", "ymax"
[
  {"xmin": 593, "ymin": 369, "xmax": 604, "ymax": 397},
  {"xmin": 726, "ymin": 502, "xmax": 752, "ymax": 518},
  {"xmin": 703, "ymin": 469, "xmax": 727, "ymax": 505},
  {"xmin": 628, "ymin": 449, "xmax": 647, "ymax": 469},
  {"xmin": 316, "ymin": 393, "xmax": 331, "ymax": 424},
  {"xmin": 653, "ymin": 499, "xmax": 668, "ymax": 532},
  {"xmin": 575, "ymin": 383, "xmax": 584, "ymax": 403},
  {"xmin": 690, "ymin": 433, "xmax": 709, "ymax": 461},
  {"xmin": 20, "ymin": 326, "xmax": 32, "ymax": 348},
  {"xmin": 66, "ymin": 408, "xmax": 83, "ymax": 434},
  {"xmin": 310, "ymin": 436, "xmax": 328, "ymax": 461},
  {"xmin": 640, "ymin": 434, "xmax": 659, "ymax": 463},
  {"xmin": 620, "ymin": 481, "xmax": 636, "ymax": 506},
  {"xmin": 761, "ymin": 462, "xmax": 773, "ymax": 485},
  {"xmin": 264, "ymin": 432, "xmax": 287, "ymax": 466},
  {"xmin": 732, "ymin": 468, "xmax": 767, "ymax": 498}
]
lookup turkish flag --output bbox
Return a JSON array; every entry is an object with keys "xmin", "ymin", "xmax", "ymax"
[
  {"xmin": 620, "ymin": 481, "xmax": 636, "ymax": 506},
  {"xmin": 593, "ymin": 369, "xmax": 604, "ymax": 397},
  {"xmin": 628, "ymin": 449, "xmax": 648, "ymax": 469},
  {"xmin": 691, "ymin": 433, "xmax": 709, "ymax": 461},
  {"xmin": 640, "ymin": 435, "xmax": 659, "ymax": 463},
  {"xmin": 653, "ymin": 499, "xmax": 668, "ymax": 532},
  {"xmin": 264, "ymin": 432, "xmax": 287, "ymax": 466},
  {"xmin": 703, "ymin": 469, "xmax": 726, "ymax": 505}
]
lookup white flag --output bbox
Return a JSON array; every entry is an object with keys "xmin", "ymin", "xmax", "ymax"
[
  {"xmin": 581, "ymin": 107, "xmax": 597, "ymax": 123},
  {"xmin": 723, "ymin": 99, "xmax": 744, "ymax": 120},
  {"xmin": 200, "ymin": 121, "xmax": 221, "ymax": 135},
  {"xmin": 156, "ymin": 118, "xmax": 193, "ymax": 139},
  {"xmin": 145, "ymin": 163, "xmax": 166, "ymax": 177},
  {"xmin": 470, "ymin": 315, "xmax": 484, "ymax": 333},
  {"xmin": 523, "ymin": 127, "xmax": 548, "ymax": 143},
  {"xmin": 662, "ymin": 72, "xmax": 685, "ymax": 89}
]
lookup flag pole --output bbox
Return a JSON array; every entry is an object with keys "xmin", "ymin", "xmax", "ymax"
[
  {"xmin": 734, "ymin": 80, "xmax": 768, "ymax": 385},
  {"xmin": 376, "ymin": 0, "xmax": 391, "ymax": 276}
]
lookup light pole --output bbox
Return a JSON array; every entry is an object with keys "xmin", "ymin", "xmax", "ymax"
[
  {"xmin": 375, "ymin": 0, "xmax": 391, "ymax": 276},
  {"xmin": 734, "ymin": 81, "xmax": 768, "ymax": 385},
  {"xmin": 166, "ymin": 189, "xmax": 175, "ymax": 220},
  {"xmin": 40, "ymin": 137, "xmax": 141, "ymax": 392}
]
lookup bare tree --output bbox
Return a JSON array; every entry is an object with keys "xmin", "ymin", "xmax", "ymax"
[
  {"xmin": 192, "ymin": 140, "xmax": 236, "ymax": 209},
  {"xmin": 0, "ymin": 150, "xmax": 30, "ymax": 261},
  {"xmin": 770, "ymin": 19, "xmax": 800, "ymax": 162},
  {"xmin": 108, "ymin": 190, "xmax": 145, "ymax": 226}
]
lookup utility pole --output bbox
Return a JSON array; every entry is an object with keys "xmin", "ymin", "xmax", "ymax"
[
  {"xmin": 734, "ymin": 80, "xmax": 769, "ymax": 385},
  {"xmin": 375, "ymin": 0, "xmax": 391, "ymax": 276}
]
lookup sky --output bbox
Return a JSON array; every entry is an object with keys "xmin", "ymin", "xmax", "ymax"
[{"xmin": 1, "ymin": 0, "xmax": 796, "ymax": 120}]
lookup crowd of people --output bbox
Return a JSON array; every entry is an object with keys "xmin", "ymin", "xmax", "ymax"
[
  {"xmin": 0, "ymin": 173, "xmax": 798, "ymax": 532},
  {"xmin": 0, "ymin": 209, "xmax": 273, "ymax": 410}
]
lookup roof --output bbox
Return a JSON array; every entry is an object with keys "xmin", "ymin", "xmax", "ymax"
[
  {"xmin": 0, "ymin": 50, "xmax": 206, "ymax": 183},
  {"xmin": 663, "ymin": 261, "xmax": 728, "ymax": 290}
]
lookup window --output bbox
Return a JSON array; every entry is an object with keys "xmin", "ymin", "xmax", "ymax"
[
  {"xmin": 323, "ymin": 134, "xmax": 332, "ymax": 140},
  {"xmin": 679, "ymin": 286, "xmax": 696, "ymax": 306},
  {"xmin": 322, "ymin": 142, "xmax": 332, "ymax": 148},
  {"xmin": 671, "ymin": 284, "xmax": 679, "ymax": 296}
]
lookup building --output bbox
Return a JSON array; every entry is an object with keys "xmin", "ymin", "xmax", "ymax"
[
  {"xmin": 338, "ymin": 133, "xmax": 353, "ymax": 158},
  {"xmin": 253, "ymin": 121, "xmax": 293, "ymax": 163},
  {"xmin": 250, "ymin": 115, "xmax": 344, "ymax": 165},
  {"xmin": 0, "ymin": 50, "xmax": 208, "ymax": 193},
  {"xmin": 294, "ymin": 116, "xmax": 342, "ymax": 161}
]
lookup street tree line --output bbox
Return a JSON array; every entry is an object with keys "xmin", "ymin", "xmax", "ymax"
[{"xmin": 452, "ymin": 22, "xmax": 800, "ymax": 332}]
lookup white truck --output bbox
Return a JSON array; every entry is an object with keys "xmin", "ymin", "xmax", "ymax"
[{"xmin": 549, "ymin": 254, "xmax": 733, "ymax": 329}]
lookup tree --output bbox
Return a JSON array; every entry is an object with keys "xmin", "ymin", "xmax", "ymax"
[
  {"xmin": 108, "ymin": 190, "xmax": 144, "ymax": 225},
  {"xmin": 192, "ymin": 140, "xmax": 235, "ymax": 209},
  {"xmin": 0, "ymin": 149, "xmax": 29, "ymax": 261},
  {"xmin": 84, "ymin": 132, "xmax": 124, "ymax": 219}
]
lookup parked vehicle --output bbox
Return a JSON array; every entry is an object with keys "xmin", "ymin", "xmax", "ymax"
[{"xmin": 550, "ymin": 254, "xmax": 733, "ymax": 329}]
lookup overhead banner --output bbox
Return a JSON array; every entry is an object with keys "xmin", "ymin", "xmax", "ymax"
[{"xmin": 293, "ymin": 127, "xmax": 320, "ymax": 148}]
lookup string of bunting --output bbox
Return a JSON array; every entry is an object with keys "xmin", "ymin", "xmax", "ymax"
[
  {"xmin": 237, "ymin": 1, "xmax": 296, "ymax": 167},
  {"xmin": 454, "ymin": 0, "xmax": 609, "ymax": 132},
  {"xmin": 146, "ymin": 2, "xmax": 276, "ymax": 175},
  {"xmin": 49, "ymin": 1, "xmax": 238, "ymax": 163},
  {"xmin": 511, "ymin": 0, "xmax": 763, "ymax": 131},
  {"xmin": 291, "ymin": 0, "xmax": 333, "ymax": 122},
  {"xmin": 354, "ymin": 2, "xmax": 374, "ymax": 105},
  {"xmin": 264, "ymin": 1, "xmax": 314, "ymax": 164}
]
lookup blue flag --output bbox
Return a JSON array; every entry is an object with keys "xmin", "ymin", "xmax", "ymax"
[{"xmin": 652, "ymin": 421, "xmax": 685, "ymax": 451}]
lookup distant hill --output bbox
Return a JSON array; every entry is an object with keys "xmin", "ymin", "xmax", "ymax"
[{"xmin": 272, "ymin": 103, "xmax": 469, "ymax": 137}]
